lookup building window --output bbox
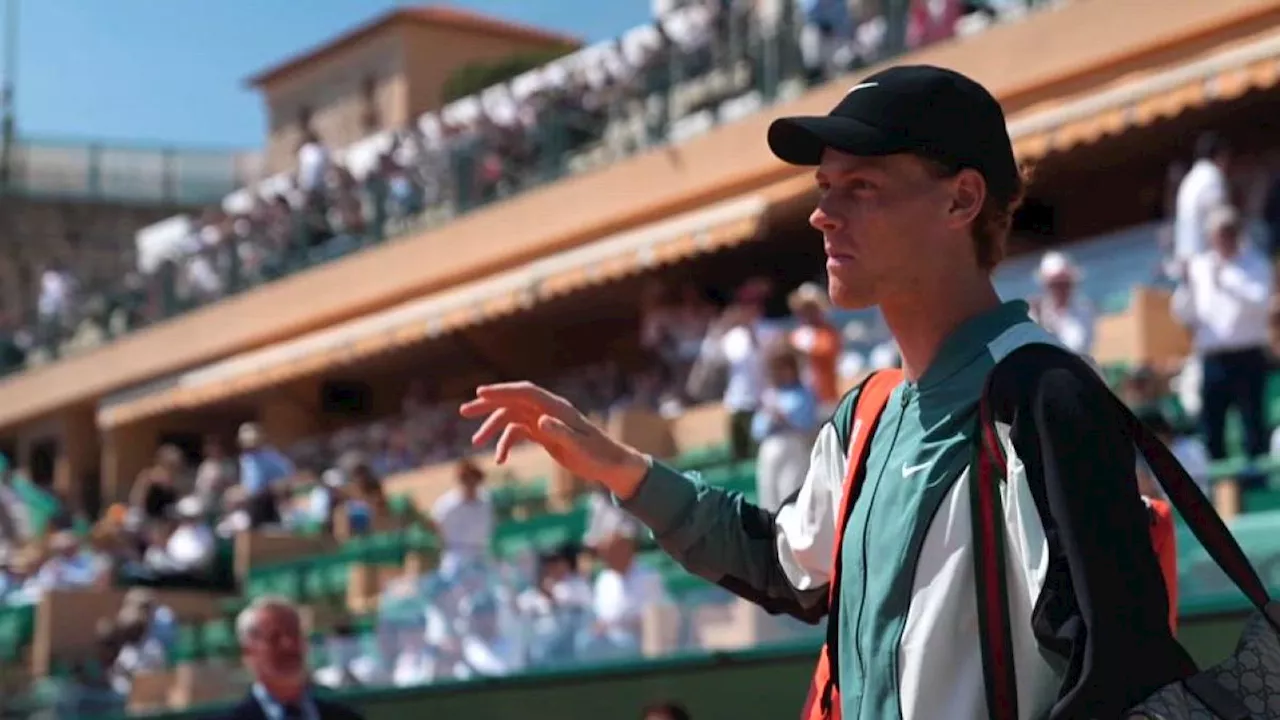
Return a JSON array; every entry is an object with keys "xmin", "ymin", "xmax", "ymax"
[{"xmin": 360, "ymin": 75, "xmax": 380, "ymax": 133}]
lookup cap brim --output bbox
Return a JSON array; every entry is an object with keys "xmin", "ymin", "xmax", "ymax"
[{"xmin": 767, "ymin": 115, "xmax": 909, "ymax": 166}]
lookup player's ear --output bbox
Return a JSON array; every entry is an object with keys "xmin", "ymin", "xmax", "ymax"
[{"xmin": 947, "ymin": 169, "xmax": 986, "ymax": 229}]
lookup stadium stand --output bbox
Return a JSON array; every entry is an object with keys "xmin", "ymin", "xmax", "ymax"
[{"xmin": 4, "ymin": 0, "xmax": 1280, "ymax": 718}]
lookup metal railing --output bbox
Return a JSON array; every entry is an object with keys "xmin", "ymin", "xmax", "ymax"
[{"xmin": 2, "ymin": 138, "xmax": 259, "ymax": 205}]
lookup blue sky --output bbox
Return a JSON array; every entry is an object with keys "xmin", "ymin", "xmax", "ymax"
[{"xmin": 10, "ymin": 0, "xmax": 650, "ymax": 150}]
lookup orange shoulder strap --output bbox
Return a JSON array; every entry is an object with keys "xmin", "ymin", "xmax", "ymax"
[
  {"xmin": 830, "ymin": 368, "xmax": 904, "ymax": 581},
  {"xmin": 805, "ymin": 368, "xmax": 904, "ymax": 720}
]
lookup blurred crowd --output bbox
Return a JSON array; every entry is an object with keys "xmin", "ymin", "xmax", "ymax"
[
  {"xmin": 0, "ymin": 0, "xmax": 1051, "ymax": 378},
  {"xmin": 12, "ymin": 0, "xmax": 1280, "ymax": 714}
]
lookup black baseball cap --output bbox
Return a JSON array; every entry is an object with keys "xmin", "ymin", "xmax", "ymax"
[{"xmin": 767, "ymin": 65, "xmax": 1019, "ymax": 201}]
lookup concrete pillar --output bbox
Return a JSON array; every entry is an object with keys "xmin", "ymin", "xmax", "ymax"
[
  {"xmin": 100, "ymin": 417, "xmax": 163, "ymax": 506},
  {"xmin": 53, "ymin": 405, "xmax": 99, "ymax": 514},
  {"xmin": 258, "ymin": 390, "xmax": 322, "ymax": 448}
]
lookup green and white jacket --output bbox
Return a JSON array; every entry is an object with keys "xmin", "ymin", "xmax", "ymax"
[{"xmin": 619, "ymin": 301, "xmax": 1194, "ymax": 719}]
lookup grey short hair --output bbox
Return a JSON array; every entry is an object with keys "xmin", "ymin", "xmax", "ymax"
[{"xmin": 235, "ymin": 595, "xmax": 298, "ymax": 646}]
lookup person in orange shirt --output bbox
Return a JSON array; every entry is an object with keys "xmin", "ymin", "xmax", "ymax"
[
  {"xmin": 787, "ymin": 283, "xmax": 842, "ymax": 415},
  {"xmin": 1135, "ymin": 408, "xmax": 1181, "ymax": 635},
  {"xmin": 1145, "ymin": 496, "xmax": 1179, "ymax": 635}
]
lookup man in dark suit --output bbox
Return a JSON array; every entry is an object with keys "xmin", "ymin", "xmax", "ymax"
[{"xmin": 212, "ymin": 596, "xmax": 364, "ymax": 720}]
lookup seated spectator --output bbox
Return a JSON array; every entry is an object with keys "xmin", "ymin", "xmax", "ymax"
[
  {"xmin": 579, "ymin": 528, "xmax": 669, "ymax": 661},
  {"xmin": 752, "ymin": 343, "xmax": 819, "ymax": 512},
  {"xmin": 313, "ymin": 618, "xmax": 362, "ymax": 690},
  {"xmin": 0, "ymin": 547, "xmax": 42, "ymax": 605},
  {"xmin": 516, "ymin": 543, "xmax": 593, "ymax": 666},
  {"xmin": 193, "ymin": 435, "xmax": 237, "ymax": 510},
  {"xmin": 110, "ymin": 605, "xmax": 168, "ymax": 696},
  {"xmin": 457, "ymin": 593, "xmax": 523, "ymax": 678},
  {"xmin": 0, "ymin": 546, "xmax": 22, "ymax": 601},
  {"xmin": 583, "ymin": 486, "xmax": 642, "ymax": 554},
  {"xmin": 343, "ymin": 463, "xmax": 389, "ymax": 536},
  {"xmin": 32, "ymin": 530, "xmax": 100, "ymax": 592},
  {"xmin": 238, "ymin": 422, "xmax": 296, "ymax": 498},
  {"xmin": 128, "ymin": 464, "xmax": 180, "ymax": 523},
  {"xmin": 0, "ymin": 453, "xmax": 31, "ymax": 544},
  {"xmin": 121, "ymin": 587, "xmax": 178, "ymax": 652},
  {"xmin": 429, "ymin": 461, "xmax": 495, "ymax": 577},
  {"xmin": 1029, "ymin": 251, "xmax": 1096, "ymax": 357},
  {"xmin": 125, "ymin": 497, "xmax": 218, "ymax": 589}
]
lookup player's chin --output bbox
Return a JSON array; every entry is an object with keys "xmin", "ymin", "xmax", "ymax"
[{"xmin": 827, "ymin": 277, "xmax": 874, "ymax": 311}]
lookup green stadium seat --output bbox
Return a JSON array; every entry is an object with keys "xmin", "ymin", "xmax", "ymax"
[
  {"xmin": 674, "ymin": 444, "xmax": 733, "ymax": 471},
  {"xmin": 202, "ymin": 618, "xmax": 237, "ymax": 659},
  {"xmin": 172, "ymin": 624, "xmax": 204, "ymax": 665},
  {"xmin": 0, "ymin": 604, "xmax": 35, "ymax": 663},
  {"xmin": 386, "ymin": 493, "xmax": 417, "ymax": 521},
  {"xmin": 699, "ymin": 464, "xmax": 734, "ymax": 486}
]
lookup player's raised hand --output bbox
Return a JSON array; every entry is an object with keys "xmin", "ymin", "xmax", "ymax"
[{"xmin": 459, "ymin": 381, "xmax": 650, "ymax": 499}]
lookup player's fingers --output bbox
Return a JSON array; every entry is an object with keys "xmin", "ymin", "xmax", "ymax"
[
  {"xmin": 476, "ymin": 382, "xmax": 575, "ymax": 416},
  {"xmin": 495, "ymin": 423, "xmax": 534, "ymax": 464},
  {"xmin": 470, "ymin": 408, "xmax": 514, "ymax": 447},
  {"xmin": 458, "ymin": 397, "xmax": 498, "ymax": 418}
]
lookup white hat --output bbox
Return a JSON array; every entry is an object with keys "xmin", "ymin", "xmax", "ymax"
[
  {"xmin": 788, "ymin": 282, "xmax": 830, "ymax": 312},
  {"xmin": 1037, "ymin": 251, "xmax": 1080, "ymax": 283},
  {"xmin": 175, "ymin": 496, "xmax": 205, "ymax": 519},
  {"xmin": 321, "ymin": 469, "xmax": 346, "ymax": 488},
  {"xmin": 1205, "ymin": 204, "xmax": 1240, "ymax": 234},
  {"xmin": 237, "ymin": 422, "xmax": 262, "ymax": 448}
]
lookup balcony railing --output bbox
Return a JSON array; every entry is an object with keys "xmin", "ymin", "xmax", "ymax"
[{"xmin": 2, "ymin": 137, "xmax": 259, "ymax": 205}]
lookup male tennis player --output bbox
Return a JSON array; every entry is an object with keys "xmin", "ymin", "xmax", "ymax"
[{"xmin": 461, "ymin": 65, "xmax": 1192, "ymax": 719}]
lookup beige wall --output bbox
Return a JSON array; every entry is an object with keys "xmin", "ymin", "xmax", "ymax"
[
  {"xmin": 400, "ymin": 23, "xmax": 570, "ymax": 121},
  {"xmin": 257, "ymin": 20, "xmax": 575, "ymax": 175},
  {"xmin": 0, "ymin": 0, "xmax": 1276, "ymax": 438},
  {"xmin": 260, "ymin": 33, "xmax": 406, "ymax": 174}
]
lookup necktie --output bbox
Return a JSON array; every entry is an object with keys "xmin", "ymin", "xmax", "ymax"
[{"xmin": 281, "ymin": 703, "xmax": 305, "ymax": 720}]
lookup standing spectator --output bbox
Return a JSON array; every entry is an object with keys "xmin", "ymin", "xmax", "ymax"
[
  {"xmin": 752, "ymin": 343, "xmax": 819, "ymax": 511},
  {"xmin": 36, "ymin": 261, "xmax": 74, "ymax": 353},
  {"xmin": 219, "ymin": 597, "xmax": 365, "ymax": 720},
  {"xmin": 1174, "ymin": 132, "xmax": 1232, "ymax": 261},
  {"xmin": 695, "ymin": 279, "xmax": 772, "ymax": 459},
  {"xmin": 798, "ymin": 0, "xmax": 853, "ymax": 84},
  {"xmin": 429, "ymin": 460, "xmax": 495, "ymax": 577},
  {"xmin": 1029, "ymin": 251, "xmax": 1096, "ymax": 357},
  {"xmin": 787, "ymin": 282, "xmax": 841, "ymax": 415},
  {"xmin": 237, "ymin": 422, "xmax": 295, "ymax": 524},
  {"xmin": 1172, "ymin": 205, "xmax": 1273, "ymax": 479},
  {"xmin": 297, "ymin": 128, "xmax": 331, "ymax": 207}
]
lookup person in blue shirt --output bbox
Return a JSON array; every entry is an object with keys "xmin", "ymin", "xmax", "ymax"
[
  {"xmin": 237, "ymin": 423, "xmax": 296, "ymax": 497},
  {"xmin": 752, "ymin": 342, "xmax": 820, "ymax": 510}
]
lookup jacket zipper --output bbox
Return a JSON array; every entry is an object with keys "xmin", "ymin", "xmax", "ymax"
[{"xmin": 847, "ymin": 384, "xmax": 912, "ymax": 710}]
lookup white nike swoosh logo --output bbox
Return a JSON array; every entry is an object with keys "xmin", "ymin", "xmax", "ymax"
[
  {"xmin": 847, "ymin": 82, "xmax": 879, "ymax": 94},
  {"xmin": 902, "ymin": 462, "xmax": 932, "ymax": 477}
]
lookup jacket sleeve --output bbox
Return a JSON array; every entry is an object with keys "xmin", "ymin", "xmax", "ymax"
[
  {"xmin": 617, "ymin": 399, "xmax": 856, "ymax": 623},
  {"xmin": 987, "ymin": 345, "xmax": 1197, "ymax": 718}
]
